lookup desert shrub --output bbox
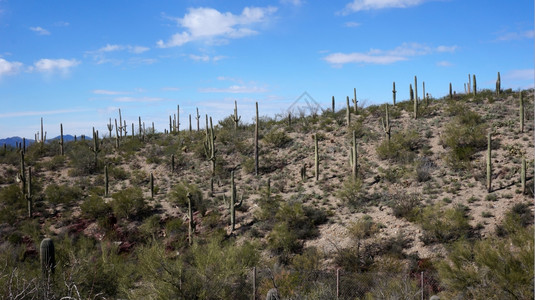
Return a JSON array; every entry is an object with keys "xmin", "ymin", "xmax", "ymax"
[
  {"xmin": 337, "ymin": 178, "xmax": 365, "ymax": 209},
  {"xmin": 108, "ymin": 165, "xmax": 129, "ymax": 180},
  {"xmin": 0, "ymin": 184, "xmax": 24, "ymax": 223},
  {"xmin": 67, "ymin": 141, "xmax": 100, "ymax": 175},
  {"xmin": 436, "ymin": 226, "xmax": 534, "ymax": 299},
  {"xmin": 169, "ymin": 182, "xmax": 205, "ymax": 213},
  {"xmin": 241, "ymin": 156, "xmax": 255, "ymax": 174},
  {"xmin": 376, "ymin": 129, "xmax": 421, "ymax": 164},
  {"xmin": 267, "ymin": 222, "xmax": 302, "ymax": 262},
  {"xmin": 347, "ymin": 215, "xmax": 380, "ymax": 240},
  {"xmin": 39, "ymin": 155, "xmax": 66, "ymax": 171},
  {"xmin": 145, "ymin": 144, "xmax": 164, "ymax": 164},
  {"xmin": 417, "ymin": 204, "xmax": 471, "ymax": 244},
  {"xmin": 80, "ymin": 195, "xmax": 111, "ymax": 219},
  {"xmin": 389, "ymin": 193, "xmax": 421, "ymax": 220},
  {"xmin": 364, "ymin": 274, "xmax": 421, "ymax": 299},
  {"xmin": 440, "ymin": 107, "xmax": 487, "ymax": 169},
  {"xmin": 415, "ymin": 157, "xmax": 435, "ymax": 182},
  {"xmin": 263, "ymin": 129, "xmax": 292, "ymax": 148},
  {"xmin": 110, "ymin": 187, "xmax": 147, "ymax": 220},
  {"xmin": 45, "ymin": 183, "xmax": 83, "ymax": 205},
  {"xmin": 139, "ymin": 215, "xmax": 162, "ymax": 240},
  {"xmin": 496, "ymin": 202, "xmax": 533, "ymax": 237}
]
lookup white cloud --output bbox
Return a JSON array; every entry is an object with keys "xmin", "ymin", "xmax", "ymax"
[
  {"xmin": 130, "ymin": 46, "xmax": 150, "ymax": 54},
  {"xmin": 324, "ymin": 42, "xmax": 457, "ymax": 66},
  {"xmin": 344, "ymin": 21, "xmax": 360, "ymax": 27},
  {"xmin": 157, "ymin": 6, "xmax": 277, "ymax": 48},
  {"xmin": 503, "ymin": 69, "xmax": 533, "ymax": 81},
  {"xmin": 280, "ymin": 0, "xmax": 303, "ymax": 6},
  {"xmin": 95, "ymin": 44, "xmax": 150, "ymax": 54},
  {"xmin": 0, "ymin": 58, "xmax": 23, "ymax": 77},
  {"xmin": 31, "ymin": 58, "xmax": 80, "ymax": 73},
  {"xmin": 436, "ymin": 61, "xmax": 452, "ymax": 67},
  {"xmin": 30, "ymin": 26, "xmax": 50, "ymax": 35},
  {"xmin": 162, "ymin": 87, "xmax": 180, "ymax": 91},
  {"xmin": 93, "ymin": 89, "xmax": 130, "ymax": 95},
  {"xmin": 188, "ymin": 54, "xmax": 227, "ymax": 62},
  {"xmin": 199, "ymin": 85, "xmax": 268, "ymax": 93},
  {"xmin": 495, "ymin": 30, "xmax": 534, "ymax": 41},
  {"xmin": 342, "ymin": 0, "xmax": 426, "ymax": 13},
  {"xmin": 53, "ymin": 21, "xmax": 70, "ymax": 27},
  {"xmin": 114, "ymin": 96, "xmax": 165, "ymax": 103}
]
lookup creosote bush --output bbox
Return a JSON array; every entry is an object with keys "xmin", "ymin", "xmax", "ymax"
[
  {"xmin": 417, "ymin": 203, "xmax": 471, "ymax": 244},
  {"xmin": 110, "ymin": 187, "xmax": 147, "ymax": 220},
  {"xmin": 376, "ymin": 129, "xmax": 421, "ymax": 163}
]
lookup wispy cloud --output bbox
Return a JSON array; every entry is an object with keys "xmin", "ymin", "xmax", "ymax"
[
  {"xmin": 199, "ymin": 85, "xmax": 268, "ymax": 93},
  {"xmin": 495, "ymin": 30, "xmax": 534, "ymax": 41},
  {"xmin": 280, "ymin": 0, "xmax": 303, "ymax": 6},
  {"xmin": 94, "ymin": 44, "xmax": 150, "ymax": 54},
  {"xmin": 53, "ymin": 21, "xmax": 70, "ymax": 27},
  {"xmin": 30, "ymin": 58, "xmax": 80, "ymax": 73},
  {"xmin": 30, "ymin": 26, "xmax": 50, "ymax": 35},
  {"xmin": 324, "ymin": 42, "xmax": 457, "ymax": 66},
  {"xmin": 161, "ymin": 87, "xmax": 180, "ymax": 91},
  {"xmin": 0, "ymin": 108, "xmax": 90, "ymax": 118},
  {"xmin": 436, "ymin": 60, "xmax": 452, "ymax": 67},
  {"xmin": 86, "ymin": 44, "xmax": 151, "ymax": 65},
  {"xmin": 503, "ymin": 69, "xmax": 533, "ymax": 81},
  {"xmin": 0, "ymin": 58, "xmax": 23, "ymax": 77},
  {"xmin": 114, "ymin": 96, "xmax": 166, "ymax": 103},
  {"xmin": 344, "ymin": 21, "xmax": 360, "ymax": 27},
  {"xmin": 93, "ymin": 89, "xmax": 131, "ymax": 95},
  {"xmin": 341, "ymin": 0, "xmax": 427, "ymax": 14},
  {"xmin": 188, "ymin": 54, "xmax": 227, "ymax": 62},
  {"xmin": 157, "ymin": 6, "xmax": 277, "ymax": 48}
]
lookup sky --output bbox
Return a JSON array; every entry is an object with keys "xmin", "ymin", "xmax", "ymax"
[{"xmin": 0, "ymin": 0, "xmax": 533, "ymax": 139}]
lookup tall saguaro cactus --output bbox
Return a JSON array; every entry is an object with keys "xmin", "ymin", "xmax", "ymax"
[
  {"xmin": 449, "ymin": 83, "xmax": 453, "ymax": 99},
  {"xmin": 204, "ymin": 117, "xmax": 217, "ymax": 175},
  {"xmin": 107, "ymin": 118, "xmax": 113, "ymax": 138},
  {"xmin": 487, "ymin": 132, "xmax": 492, "ymax": 193},
  {"xmin": 381, "ymin": 104, "xmax": 391, "ymax": 141},
  {"xmin": 352, "ymin": 88, "xmax": 358, "ymax": 114},
  {"xmin": 232, "ymin": 100, "xmax": 241, "ymax": 130},
  {"xmin": 60, "ymin": 123, "xmax": 64, "ymax": 156},
  {"xmin": 496, "ymin": 72, "xmax": 501, "ymax": 96},
  {"xmin": 228, "ymin": 170, "xmax": 243, "ymax": 233},
  {"xmin": 105, "ymin": 165, "xmax": 109, "ymax": 197},
  {"xmin": 314, "ymin": 133, "xmax": 319, "ymax": 181},
  {"xmin": 346, "ymin": 96, "xmax": 351, "ymax": 128},
  {"xmin": 332, "ymin": 96, "xmax": 335, "ymax": 112},
  {"xmin": 392, "ymin": 82, "xmax": 397, "ymax": 105},
  {"xmin": 90, "ymin": 128, "xmax": 101, "ymax": 168},
  {"xmin": 17, "ymin": 151, "xmax": 26, "ymax": 195},
  {"xmin": 350, "ymin": 130, "xmax": 358, "ymax": 180},
  {"xmin": 521, "ymin": 157, "xmax": 526, "ymax": 194},
  {"xmin": 26, "ymin": 167, "xmax": 32, "ymax": 218},
  {"xmin": 195, "ymin": 108, "xmax": 200, "ymax": 132},
  {"xmin": 255, "ymin": 102, "xmax": 259, "ymax": 176},
  {"xmin": 40, "ymin": 238, "xmax": 55, "ymax": 277},
  {"xmin": 519, "ymin": 92, "xmax": 524, "ymax": 133},
  {"xmin": 150, "ymin": 172, "xmax": 154, "ymax": 198}
]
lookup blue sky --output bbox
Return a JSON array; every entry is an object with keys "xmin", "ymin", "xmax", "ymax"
[{"xmin": 0, "ymin": 0, "xmax": 533, "ymax": 138}]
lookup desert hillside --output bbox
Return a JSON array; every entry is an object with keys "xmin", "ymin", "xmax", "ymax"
[{"xmin": 0, "ymin": 86, "xmax": 533, "ymax": 299}]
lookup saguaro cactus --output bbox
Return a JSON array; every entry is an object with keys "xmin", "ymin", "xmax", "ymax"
[
  {"xmin": 300, "ymin": 165, "xmax": 307, "ymax": 182},
  {"xmin": 350, "ymin": 130, "xmax": 358, "ymax": 180},
  {"xmin": 255, "ymin": 102, "xmax": 259, "ymax": 176},
  {"xmin": 177, "ymin": 105, "xmax": 180, "ymax": 132},
  {"xmin": 314, "ymin": 133, "xmax": 319, "ymax": 181},
  {"xmin": 228, "ymin": 171, "xmax": 243, "ymax": 232},
  {"xmin": 521, "ymin": 157, "xmax": 526, "ymax": 194},
  {"xmin": 26, "ymin": 167, "xmax": 32, "ymax": 218},
  {"xmin": 520, "ymin": 91, "xmax": 524, "ymax": 133},
  {"xmin": 150, "ymin": 172, "xmax": 154, "ymax": 198},
  {"xmin": 232, "ymin": 100, "xmax": 241, "ymax": 130},
  {"xmin": 40, "ymin": 238, "xmax": 55, "ymax": 277},
  {"xmin": 449, "ymin": 83, "xmax": 453, "ymax": 99},
  {"xmin": 195, "ymin": 108, "xmax": 200, "ymax": 132},
  {"xmin": 487, "ymin": 132, "xmax": 492, "ymax": 193},
  {"xmin": 332, "ymin": 96, "xmax": 335, "ymax": 112},
  {"xmin": 352, "ymin": 88, "xmax": 358, "ymax": 114},
  {"xmin": 107, "ymin": 118, "xmax": 113, "ymax": 138},
  {"xmin": 496, "ymin": 72, "xmax": 501, "ymax": 96},
  {"xmin": 90, "ymin": 128, "xmax": 101, "ymax": 168},
  {"xmin": 346, "ymin": 96, "xmax": 351, "ymax": 128},
  {"xmin": 381, "ymin": 104, "xmax": 391, "ymax": 141},
  {"xmin": 392, "ymin": 82, "xmax": 397, "ymax": 105},
  {"xmin": 17, "ymin": 152, "xmax": 26, "ymax": 195},
  {"xmin": 204, "ymin": 117, "xmax": 217, "ymax": 175},
  {"xmin": 60, "ymin": 123, "xmax": 64, "ymax": 156}
]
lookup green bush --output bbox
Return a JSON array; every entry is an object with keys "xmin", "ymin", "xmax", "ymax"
[
  {"xmin": 263, "ymin": 129, "xmax": 292, "ymax": 148},
  {"xmin": 67, "ymin": 141, "xmax": 100, "ymax": 175},
  {"xmin": 110, "ymin": 187, "xmax": 147, "ymax": 220},
  {"xmin": 170, "ymin": 182, "xmax": 205, "ymax": 213},
  {"xmin": 440, "ymin": 107, "xmax": 487, "ymax": 169},
  {"xmin": 347, "ymin": 215, "xmax": 379, "ymax": 240},
  {"xmin": 45, "ymin": 183, "xmax": 83, "ymax": 205},
  {"xmin": 81, "ymin": 195, "xmax": 111, "ymax": 219},
  {"xmin": 376, "ymin": 129, "xmax": 421, "ymax": 164},
  {"xmin": 337, "ymin": 178, "xmax": 364, "ymax": 209},
  {"xmin": 417, "ymin": 204, "xmax": 471, "ymax": 244},
  {"xmin": 389, "ymin": 193, "xmax": 421, "ymax": 220}
]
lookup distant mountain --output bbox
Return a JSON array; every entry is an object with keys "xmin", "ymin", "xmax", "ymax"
[{"xmin": 0, "ymin": 135, "xmax": 85, "ymax": 147}]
